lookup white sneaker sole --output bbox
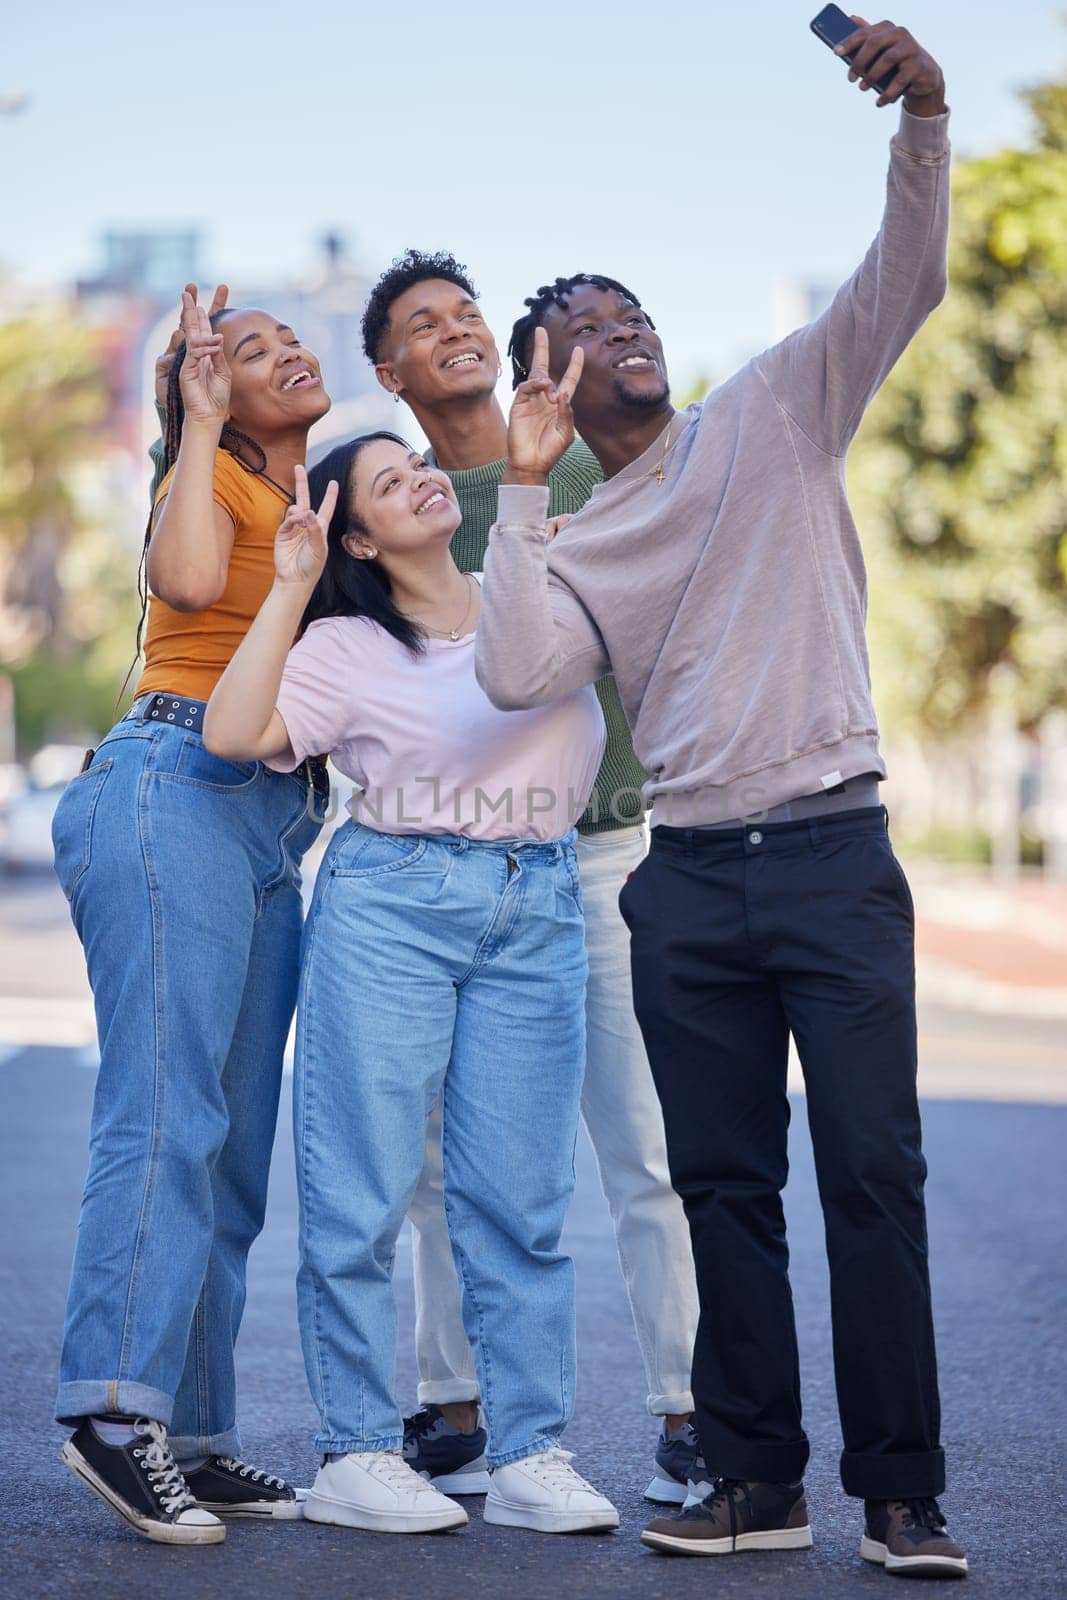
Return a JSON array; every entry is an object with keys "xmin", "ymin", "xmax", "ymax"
[
  {"xmin": 641, "ymin": 1523, "xmax": 814, "ymax": 1557},
  {"xmin": 303, "ymin": 1490, "xmax": 467, "ymax": 1534},
  {"xmin": 644, "ymin": 1473, "xmax": 689, "ymax": 1505},
  {"xmin": 483, "ymin": 1493, "xmax": 620, "ymax": 1534},
  {"xmin": 860, "ymin": 1534, "xmax": 969, "ymax": 1577},
  {"xmin": 61, "ymin": 1442, "xmax": 226, "ymax": 1546},
  {"xmin": 422, "ymin": 1464, "xmax": 491, "ymax": 1496}
]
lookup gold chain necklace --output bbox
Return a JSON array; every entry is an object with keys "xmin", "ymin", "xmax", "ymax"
[
  {"xmin": 646, "ymin": 415, "xmax": 682, "ymax": 484},
  {"xmin": 400, "ymin": 572, "xmax": 477, "ymax": 641}
]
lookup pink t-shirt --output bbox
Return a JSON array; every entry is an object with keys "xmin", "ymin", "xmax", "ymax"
[{"xmin": 269, "ymin": 581, "xmax": 606, "ymax": 842}]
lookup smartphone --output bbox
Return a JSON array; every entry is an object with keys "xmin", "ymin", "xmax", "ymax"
[{"xmin": 810, "ymin": 4, "xmax": 897, "ymax": 95}]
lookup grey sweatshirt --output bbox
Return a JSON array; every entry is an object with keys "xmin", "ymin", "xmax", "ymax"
[{"xmin": 476, "ymin": 109, "xmax": 951, "ymax": 828}]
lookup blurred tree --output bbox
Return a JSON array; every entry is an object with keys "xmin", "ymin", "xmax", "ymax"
[
  {"xmin": 0, "ymin": 308, "xmax": 108, "ymax": 659},
  {"xmin": 849, "ymin": 65, "xmax": 1067, "ymax": 737}
]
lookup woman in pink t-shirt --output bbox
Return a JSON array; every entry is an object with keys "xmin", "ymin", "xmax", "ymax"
[{"xmin": 204, "ymin": 429, "xmax": 617, "ymax": 1538}]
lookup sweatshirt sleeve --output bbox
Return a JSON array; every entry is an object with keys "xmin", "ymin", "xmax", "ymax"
[
  {"xmin": 758, "ymin": 108, "xmax": 950, "ymax": 456},
  {"xmin": 476, "ymin": 485, "xmax": 612, "ymax": 710}
]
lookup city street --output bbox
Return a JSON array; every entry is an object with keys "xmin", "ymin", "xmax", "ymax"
[{"xmin": 2, "ymin": 873, "xmax": 1065, "ymax": 1599}]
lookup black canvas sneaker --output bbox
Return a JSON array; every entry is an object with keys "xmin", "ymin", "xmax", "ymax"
[
  {"xmin": 862, "ymin": 1498, "xmax": 969, "ymax": 1578},
  {"xmin": 61, "ymin": 1417, "xmax": 225, "ymax": 1544},
  {"xmin": 642, "ymin": 1477, "xmax": 813, "ymax": 1556},
  {"xmin": 183, "ymin": 1455, "xmax": 304, "ymax": 1518}
]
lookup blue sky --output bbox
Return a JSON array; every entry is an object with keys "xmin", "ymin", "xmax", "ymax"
[{"xmin": 3, "ymin": 1, "xmax": 1063, "ymax": 386}]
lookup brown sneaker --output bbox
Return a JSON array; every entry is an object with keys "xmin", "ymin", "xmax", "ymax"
[
  {"xmin": 641, "ymin": 1477, "xmax": 812, "ymax": 1557},
  {"xmin": 861, "ymin": 1498, "xmax": 968, "ymax": 1578}
]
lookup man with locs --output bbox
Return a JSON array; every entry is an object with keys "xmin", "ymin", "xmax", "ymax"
[{"xmin": 477, "ymin": 17, "xmax": 968, "ymax": 1579}]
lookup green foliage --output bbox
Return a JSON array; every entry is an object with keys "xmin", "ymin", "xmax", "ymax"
[
  {"xmin": 850, "ymin": 70, "xmax": 1067, "ymax": 736},
  {"xmin": 0, "ymin": 305, "xmax": 108, "ymax": 658}
]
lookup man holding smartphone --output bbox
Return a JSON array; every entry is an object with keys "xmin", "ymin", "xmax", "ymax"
[{"xmin": 477, "ymin": 16, "xmax": 968, "ymax": 1580}]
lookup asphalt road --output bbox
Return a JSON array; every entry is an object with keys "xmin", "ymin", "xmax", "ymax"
[{"xmin": 1, "ymin": 1038, "xmax": 1064, "ymax": 1600}]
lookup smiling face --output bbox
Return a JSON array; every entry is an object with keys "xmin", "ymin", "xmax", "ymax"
[
  {"xmin": 221, "ymin": 309, "xmax": 331, "ymax": 438},
  {"xmin": 538, "ymin": 286, "xmax": 670, "ymax": 430},
  {"xmin": 343, "ymin": 437, "xmax": 462, "ymax": 564},
  {"xmin": 374, "ymin": 279, "xmax": 499, "ymax": 408}
]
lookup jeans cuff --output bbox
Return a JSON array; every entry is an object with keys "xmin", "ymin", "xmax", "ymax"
[
  {"xmin": 487, "ymin": 1433, "xmax": 561, "ymax": 1469},
  {"xmin": 56, "ymin": 1379, "xmax": 173, "ymax": 1430},
  {"xmin": 416, "ymin": 1379, "xmax": 482, "ymax": 1406},
  {"xmin": 315, "ymin": 1434, "xmax": 403, "ymax": 1455},
  {"xmin": 840, "ymin": 1447, "xmax": 946, "ymax": 1500},
  {"xmin": 168, "ymin": 1426, "xmax": 242, "ymax": 1460},
  {"xmin": 647, "ymin": 1390, "xmax": 696, "ymax": 1418}
]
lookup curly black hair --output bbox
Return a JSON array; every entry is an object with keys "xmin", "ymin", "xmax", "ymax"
[
  {"xmin": 361, "ymin": 249, "xmax": 479, "ymax": 364},
  {"xmin": 507, "ymin": 274, "xmax": 648, "ymax": 388}
]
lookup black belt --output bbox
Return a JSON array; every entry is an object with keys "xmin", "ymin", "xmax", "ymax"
[
  {"xmin": 140, "ymin": 693, "xmax": 208, "ymax": 733},
  {"xmin": 132, "ymin": 692, "xmax": 330, "ymax": 803}
]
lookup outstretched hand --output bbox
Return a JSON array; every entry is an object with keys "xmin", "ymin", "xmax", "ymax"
[
  {"xmin": 274, "ymin": 465, "xmax": 338, "ymax": 587},
  {"xmin": 155, "ymin": 282, "xmax": 228, "ymax": 410},
  {"xmin": 505, "ymin": 327, "xmax": 584, "ymax": 486},
  {"xmin": 835, "ymin": 16, "xmax": 945, "ymax": 112}
]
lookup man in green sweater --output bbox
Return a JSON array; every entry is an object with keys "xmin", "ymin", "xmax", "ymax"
[
  {"xmin": 150, "ymin": 259, "xmax": 700, "ymax": 1503},
  {"xmin": 360, "ymin": 251, "xmax": 700, "ymax": 1500}
]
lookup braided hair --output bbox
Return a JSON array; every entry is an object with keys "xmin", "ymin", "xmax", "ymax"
[
  {"xmin": 123, "ymin": 307, "xmax": 273, "ymax": 695},
  {"xmin": 506, "ymin": 274, "xmax": 650, "ymax": 388}
]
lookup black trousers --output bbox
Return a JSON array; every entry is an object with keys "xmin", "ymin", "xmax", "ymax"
[{"xmin": 619, "ymin": 806, "xmax": 945, "ymax": 1499}]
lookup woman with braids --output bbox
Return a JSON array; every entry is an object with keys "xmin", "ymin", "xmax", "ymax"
[
  {"xmin": 50, "ymin": 287, "xmax": 331, "ymax": 1545},
  {"xmin": 202, "ymin": 428, "xmax": 619, "ymax": 1537}
]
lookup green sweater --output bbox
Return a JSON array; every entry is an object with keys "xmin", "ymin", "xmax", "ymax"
[{"xmin": 429, "ymin": 438, "xmax": 650, "ymax": 834}]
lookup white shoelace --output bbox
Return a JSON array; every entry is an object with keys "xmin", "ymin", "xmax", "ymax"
[
  {"xmin": 356, "ymin": 1451, "xmax": 427, "ymax": 1493},
  {"xmin": 132, "ymin": 1419, "xmax": 197, "ymax": 1515},
  {"xmin": 216, "ymin": 1455, "xmax": 286, "ymax": 1489},
  {"xmin": 519, "ymin": 1448, "xmax": 596, "ymax": 1494}
]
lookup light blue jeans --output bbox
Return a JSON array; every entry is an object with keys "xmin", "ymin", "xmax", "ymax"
[
  {"xmin": 51, "ymin": 704, "xmax": 323, "ymax": 1456},
  {"xmin": 295, "ymin": 822, "xmax": 588, "ymax": 1467}
]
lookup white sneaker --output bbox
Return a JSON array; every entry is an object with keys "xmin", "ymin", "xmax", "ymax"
[
  {"xmin": 303, "ymin": 1451, "xmax": 468, "ymax": 1534},
  {"xmin": 484, "ymin": 1449, "xmax": 620, "ymax": 1534}
]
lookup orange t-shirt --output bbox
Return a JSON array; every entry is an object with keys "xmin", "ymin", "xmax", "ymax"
[{"xmin": 134, "ymin": 450, "xmax": 291, "ymax": 702}]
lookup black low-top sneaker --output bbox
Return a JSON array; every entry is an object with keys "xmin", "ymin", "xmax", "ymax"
[
  {"xmin": 642, "ymin": 1477, "xmax": 813, "ymax": 1557},
  {"xmin": 61, "ymin": 1418, "xmax": 225, "ymax": 1545},
  {"xmin": 183, "ymin": 1455, "xmax": 304, "ymax": 1519},
  {"xmin": 861, "ymin": 1498, "xmax": 969, "ymax": 1579},
  {"xmin": 402, "ymin": 1405, "xmax": 491, "ymax": 1494},
  {"xmin": 645, "ymin": 1420, "xmax": 703, "ymax": 1504}
]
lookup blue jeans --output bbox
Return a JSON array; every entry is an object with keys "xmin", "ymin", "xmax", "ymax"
[
  {"xmin": 52, "ymin": 706, "xmax": 323, "ymax": 1456},
  {"xmin": 295, "ymin": 822, "xmax": 588, "ymax": 1467}
]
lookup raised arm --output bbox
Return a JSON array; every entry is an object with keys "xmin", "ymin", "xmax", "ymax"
[
  {"xmin": 203, "ymin": 466, "xmax": 338, "ymax": 763},
  {"xmin": 759, "ymin": 19, "xmax": 950, "ymax": 456},
  {"xmin": 148, "ymin": 283, "xmax": 229, "ymax": 504},
  {"xmin": 475, "ymin": 328, "xmax": 610, "ymax": 710},
  {"xmin": 147, "ymin": 289, "xmax": 237, "ymax": 610}
]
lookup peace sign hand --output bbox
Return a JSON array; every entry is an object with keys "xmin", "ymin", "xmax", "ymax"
[
  {"xmin": 274, "ymin": 465, "xmax": 339, "ymax": 587},
  {"xmin": 155, "ymin": 282, "xmax": 228, "ymax": 409},
  {"xmin": 505, "ymin": 327, "xmax": 584, "ymax": 486},
  {"xmin": 177, "ymin": 287, "xmax": 232, "ymax": 426}
]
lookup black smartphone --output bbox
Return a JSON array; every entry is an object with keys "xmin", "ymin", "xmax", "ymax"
[{"xmin": 810, "ymin": 4, "xmax": 897, "ymax": 95}]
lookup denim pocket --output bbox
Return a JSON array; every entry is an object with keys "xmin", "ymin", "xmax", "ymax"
[
  {"xmin": 330, "ymin": 828, "xmax": 428, "ymax": 878},
  {"xmin": 562, "ymin": 847, "xmax": 585, "ymax": 914},
  {"xmin": 51, "ymin": 759, "xmax": 113, "ymax": 900},
  {"xmin": 160, "ymin": 737, "xmax": 260, "ymax": 793}
]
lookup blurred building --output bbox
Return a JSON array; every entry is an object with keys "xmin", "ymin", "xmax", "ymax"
[{"xmin": 771, "ymin": 281, "xmax": 837, "ymax": 342}]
